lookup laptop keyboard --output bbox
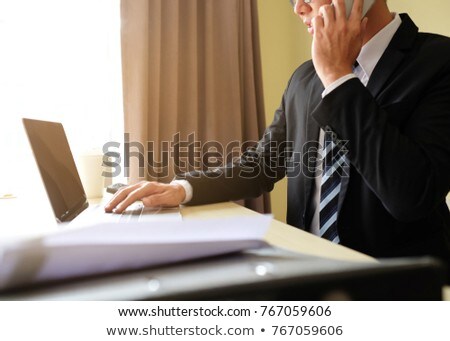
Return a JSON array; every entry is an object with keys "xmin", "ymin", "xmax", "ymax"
[{"xmin": 67, "ymin": 202, "xmax": 180, "ymax": 228}]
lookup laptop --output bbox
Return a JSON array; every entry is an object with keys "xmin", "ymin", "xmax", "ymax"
[{"xmin": 22, "ymin": 118, "xmax": 181, "ymax": 227}]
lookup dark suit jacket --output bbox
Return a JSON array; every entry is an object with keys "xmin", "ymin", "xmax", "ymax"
[{"xmin": 179, "ymin": 14, "xmax": 450, "ymax": 272}]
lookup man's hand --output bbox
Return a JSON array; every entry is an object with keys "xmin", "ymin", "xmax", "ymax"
[
  {"xmin": 104, "ymin": 181, "xmax": 186, "ymax": 213},
  {"xmin": 311, "ymin": 0, "xmax": 368, "ymax": 87}
]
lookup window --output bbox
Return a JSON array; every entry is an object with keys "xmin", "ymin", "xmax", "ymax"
[{"xmin": 0, "ymin": 0, "xmax": 123, "ymax": 195}]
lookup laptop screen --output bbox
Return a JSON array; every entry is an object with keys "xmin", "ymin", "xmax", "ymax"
[{"xmin": 22, "ymin": 118, "xmax": 88, "ymax": 222}]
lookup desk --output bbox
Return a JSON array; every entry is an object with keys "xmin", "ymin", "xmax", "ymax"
[
  {"xmin": 0, "ymin": 199, "xmax": 447, "ymax": 300},
  {"xmin": 184, "ymin": 203, "xmax": 447, "ymax": 300},
  {"xmin": 181, "ymin": 202, "xmax": 375, "ymax": 263},
  {"xmin": 0, "ymin": 195, "xmax": 438, "ymax": 264},
  {"xmin": 0, "ymin": 196, "xmax": 373, "ymax": 263}
]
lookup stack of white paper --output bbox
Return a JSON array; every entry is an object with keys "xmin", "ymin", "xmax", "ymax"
[{"xmin": 0, "ymin": 215, "xmax": 271, "ymax": 291}]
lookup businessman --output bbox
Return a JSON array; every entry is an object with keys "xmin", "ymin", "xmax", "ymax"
[{"xmin": 106, "ymin": 0, "xmax": 450, "ymax": 275}]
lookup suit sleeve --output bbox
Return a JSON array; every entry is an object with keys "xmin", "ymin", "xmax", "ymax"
[
  {"xmin": 176, "ymin": 89, "xmax": 290, "ymax": 206},
  {"xmin": 312, "ymin": 63, "xmax": 450, "ymax": 222}
]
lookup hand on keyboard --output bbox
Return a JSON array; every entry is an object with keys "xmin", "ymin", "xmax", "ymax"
[{"xmin": 104, "ymin": 181, "xmax": 186, "ymax": 214}]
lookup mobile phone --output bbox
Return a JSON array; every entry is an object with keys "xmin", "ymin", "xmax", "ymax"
[{"xmin": 344, "ymin": 0, "xmax": 376, "ymax": 18}]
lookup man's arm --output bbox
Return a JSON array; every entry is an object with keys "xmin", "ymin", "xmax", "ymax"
[
  {"xmin": 310, "ymin": 0, "xmax": 450, "ymax": 221},
  {"xmin": 105, "ymin": 83, "xmax": 292, "ymax": 212},
  {"xmin": 312, "ymin": 72, "xmax": 450, "ymax": 221},
  {"xmin": 173, "ymin": 89, "xmax": 291, "ymax": 206}
]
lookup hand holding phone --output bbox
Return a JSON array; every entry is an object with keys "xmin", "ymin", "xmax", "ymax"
[{"xmin": 312, "ymin": 0, "xmax": 372, "ymax": 87}]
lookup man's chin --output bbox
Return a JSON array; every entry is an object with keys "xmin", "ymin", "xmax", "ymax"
[{"xmin": 307, "ymin": 27, "xmax": 314, "ymax": 35}]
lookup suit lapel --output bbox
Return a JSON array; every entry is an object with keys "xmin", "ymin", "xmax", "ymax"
[
  {"xmin": 305, "ymin": 74, "xmax": 323, "ymax": 154},
  {"xmin": 303, "ymin": 75, "xmax": 323, "ymax": 221},
  {"xmin": 367, "ymin": 14, "xmax": 418, "ymax": 98}
]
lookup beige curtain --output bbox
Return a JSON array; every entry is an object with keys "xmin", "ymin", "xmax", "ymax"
[{"xmin": 120, "ymin": 0, "xmax": 270, "ymax": 213}]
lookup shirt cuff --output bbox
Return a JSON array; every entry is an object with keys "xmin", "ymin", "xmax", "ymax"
[
  {"xmin": 322, "ymin": 74, "xmax": 358, "ymax": 98},
  {"xmin": 170, "ymin": 179, "xmax": 193, "ymax": 204}
]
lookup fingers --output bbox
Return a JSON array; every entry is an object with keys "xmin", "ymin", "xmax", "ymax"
[
  {"xmin": 333, "ymin": 0, "xmax": 346, "ymax": 20},
  {"xmin": 349, "ymin": 0, "xmax": 364, "ymax": 20},
  {"xmin": 361, "ymin": 16, "xmax": 369, "ymax": 36},
  {"xmin": 326, "ymin": 0, "xmax": 363, "ymax": 22},
  {"xmin": 114, "ymin": 185, "xmax": 157, "ymax": 213},
  {"xmin": 105, "ymin": 182, "xmax": 159, "ymax": 213},
  {"xmin": 319, "ymin": 4, "xmax": 335, "ymax": 26},
  {"xmin": 104, "ymin": 182, "xmax": 185, "ymax": 213},
  {"xmin": 312, "ymin": 13, "xmax": 324, "ymax": 33},
  {"xmin": 104, "ymin": 182, "xmax": 142, "ymax": 212},
  {"xmin": 318, "ymin": 0, "xmax": 364, "ymax": 25}
]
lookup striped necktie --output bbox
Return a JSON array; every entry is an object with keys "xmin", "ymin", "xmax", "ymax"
[{"xmin": 319, "ymin": 130, "xmax": 348, "ymax": 243}]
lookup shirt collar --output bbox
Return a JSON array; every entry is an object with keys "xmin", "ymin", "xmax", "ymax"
[{"xmin": 357, "ymin": 13, "xmax": 402, "ymax": 80}]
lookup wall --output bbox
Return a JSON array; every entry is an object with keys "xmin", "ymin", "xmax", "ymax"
[
  {"xmin": 389, "ymin": 0, "xmax": 450, "ymax": 36},
  {"xmin": 258, "ymin": 0, "xmax": 450, "ymax": 222},
  {"xmin": 258, "ymin": 0, "xmax": 312, "ymax": 222}
]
